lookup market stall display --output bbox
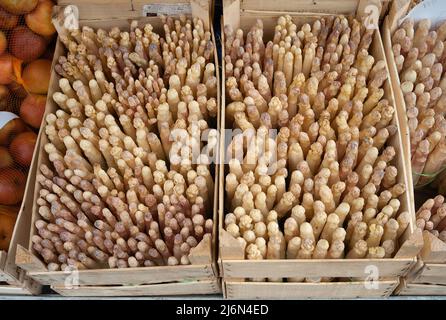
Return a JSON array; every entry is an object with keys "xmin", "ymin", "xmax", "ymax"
[
  {"xmin": 218, "ymin": 0, "xmax": 422, "ymax": 299},
  {"xmin": 15, "ymin": 0, "xmax": 221, "ymax": 296}
]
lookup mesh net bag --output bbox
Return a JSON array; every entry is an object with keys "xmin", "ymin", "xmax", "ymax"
[{"xmin": 0, "ymin": 1, "xmax": 55, "ymax": 251}]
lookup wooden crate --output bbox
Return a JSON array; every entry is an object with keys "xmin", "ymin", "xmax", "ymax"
[
  {"xmin": 15, "ymin": 1, "xmax": 222, "ymax": 297},
  {"xmin": 382, "ymin": 0, "xmax": 446, "ymax": 295},
  {"xmin": 218, "ymin": 0, "xmax": 424, "ymax": 299}
]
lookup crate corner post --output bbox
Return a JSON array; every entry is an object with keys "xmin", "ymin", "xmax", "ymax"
[{"xmin": 394, "ymin": 227, "xmax": 424, "ymax": 259}]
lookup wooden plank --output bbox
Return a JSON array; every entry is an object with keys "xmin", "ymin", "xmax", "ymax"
[
  {"xmin": 223, "ymin": 0, "xmax": 241, "ymax": 31},
  {"xmin": 239, "ymin": 0, "xmax": 359, "ymax": 14},
  {"xmin": 382, "ymin": 17, "xmax": 416, "ymax": 219},
  {"xmin": 0, "ymin": 251, "xmax": 13, "ymax": 282},
  {"xmin": 29, "ymin": 263, "xmax": 215, "ymax": 286},
  {"xmin": 387, "ymin": 0, "xmax": 410, "ymax": 32},
  {"xmin": 4, "ymin": 258, "xmax": 40, "ymax": 296},
  {"xmin": 51, "ymin": 280, "xmax": 221, "ymax": 297},
  {"xmin": 413, "ymin": 276, "xmax": 446, "ymax": 286},
  {"xmin": 0, "ymin": 268, "xmax": 40, "ymax": 295},
  {"xmin": 0, "ymin": 251, "xmax": 6, "ymax": 270},
  {"xmin": 218, "ymin": 18, "xmax": 227, "ymax": 279},
  {"xmin": 413, "ymin": 263, "xmax": 446, "ymax": 285},
  {"xmin": 58, "ymin": 0, "xmax": 212, "ymax": 21},
  {"xmin": 224, "ymin": 280, "xmax": 399, "ymax": 299},
  {"xmin": 210, "ymin": 22, "xmax": 220, "ymax": 269},
  {"xmin": 222, "ymin": 259, "xmax": 414, "ymax": 278},
  {"xmin": 398, "ymin": 282, "xmax": 446, "ymax": 296},
  {"xmin": 394, "ymin": 227, "xmax": 423, "ymax": 259},
  {"xmin": 132, "ymin": 0, "xmax": 191, "ymax": 10},
  {"xmin": 403, "ymin": 257, "xmax": 424, "ymax": 282},
  {"xmin": 420, "ymin": 231, "xmax": 446, "ymax": 263},
  {"xmin": 219, "ymin": 229, "xmax": 245, "ymax": 261},
  {"xmin": 57, "ymin": 3, "xmax": 136, "ymax": 20},
  {"xmin": 418, "ymin": 263, "xmax": 446, "ymax": 278},
  {"xmin": 191, "ymin": 0, "xmax": 211, "ymax": 30},
  {"xmin": 57, "ymin": 0, "xmax": 133, "ymax": 20},
  {"xmin": 0, "ymin": 285, "xmax": 33, "ymax": 296},
  {"xmin": 15, "ymin": 245, "xmax": 47, "ymax": 273},
  {"xmin": 189, "ymin": 234, "xmax": 213, "ymax": 265}
]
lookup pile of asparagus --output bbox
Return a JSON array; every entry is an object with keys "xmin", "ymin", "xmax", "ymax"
[
  {"xmin": 392, "ymin": 19, "xmax": 446, "ymax": 187},
  {"xmin": 224, "ymin": 15, "xmax": 411, "ymax": 268},
  {"xmin": 33, "ymin": 16, "xmax": 217, "ymax": 271},
  {"xmin": 416, "ymin": 196, "xmax": 446, "ymax": 242}
]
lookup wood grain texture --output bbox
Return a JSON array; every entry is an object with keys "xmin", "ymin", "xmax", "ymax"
[
  {"xmin": 28, "ymin": 263, "xmax": 215, "ymax": 286},
  {"xmin": 382, "ymin": 16, "xmax": 416, "ymax": 219},
  {"xmin": 420, "ymin": 231, "xmax": 446, "ymax": 263},
  {"xmin": 222, "ymin": 258, "xmax": 414, "ymax": 278},
  {"xmin": 52, "ymin": 280, "xmax": 221, "ymax": 297},
  {"xmin": 224, "ymin": 280, "xmax": 399, "ymax": 299},
  {"xmin": 0, "ymin": 285, "xmax": 34, "ymax": 296},
  {"xmin": 413, "ymin": 263, "xmax": 446, "ymax": 285},
  {"xmin": 240, "ymin": 0, "xmax": 358, "ymax": 14},
  {"xmin": 397, "ymin": 279, "xmax": 446, "ymax": 296}
]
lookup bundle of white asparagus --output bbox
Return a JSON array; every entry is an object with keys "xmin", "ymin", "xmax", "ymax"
[
  {"xmin": 416, "ymin": 195, "xmax": 446, "ymax": 242},
  {"xmin": 33, "ymin": 16, "xmax": 217, "ymax": 271},
  {"xmin": 392, "ymin": 19, "xmax": 446, "ymax": 187},
  {"xmin": 224, "ymin": 15, "xmax": 411, "ymax": 272}
]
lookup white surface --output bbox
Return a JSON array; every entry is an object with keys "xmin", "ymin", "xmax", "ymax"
[{"xmin": 402, "ymin": 0, "xmax": 446, "ymax": 27}]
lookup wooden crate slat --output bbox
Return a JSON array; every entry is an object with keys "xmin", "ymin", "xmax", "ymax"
[
  {"xmin": 417, "ymin": 263, "xmax": 446, "ymax": 278},
  {"xmin": 224, "ymin": 280, "xmax": 399, "ymax": 299},
  {"xmin": 51, "ymin": 280, "xmax": 221, "ymax": 297},
  {"xmin": 238, "ymin": 0, "xmax": 360, "ymax": 14},
  {"xmin": 0, "ymin": 251, "xmax": 13, "ymax": 283},
  {"xmin": 222, "ymin": 259, "xmax": 414, "ymax": 278},
  {"xmin": 28, "ymin": 264, "xmax": 215, "ymax": 286},
  {"xmin": 397, "ymin": 279, "xmax": 446, "ymax": 296},
  {"xmin": 413, "ymin": 276, "xmax": 446, "ymax": 286},
  {"xmin": 0, "ymin": 285, "xmax": 34, "ymax": 296},
  {"xmin": 412, "ymin": 263, "xmax": 446, "ymax": 285}
]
